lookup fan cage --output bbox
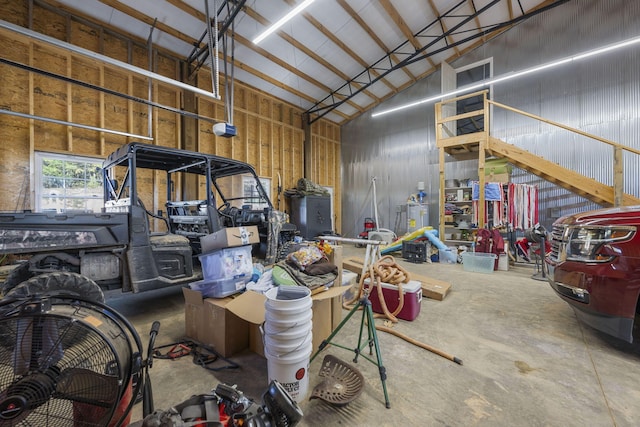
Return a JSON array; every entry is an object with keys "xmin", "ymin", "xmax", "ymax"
[{"xmin": 0, "ymin": 298, "xmax": 138, "ymax": 427}]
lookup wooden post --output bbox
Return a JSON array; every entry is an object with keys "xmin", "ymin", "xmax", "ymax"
[
  {"xmin": 435, "ymin": 102, "xmax": 445, "ymax": 241},
  {"xmin": 439, "ymin": 147, "xmax": 445, "ymax": 241},
  {"xmin": 613, "ymin": 146, "xmax": 623, "ymax": 206},
  {"xmin": 477, "ymin": 93, "xmax": 489, "ymax": 229}
]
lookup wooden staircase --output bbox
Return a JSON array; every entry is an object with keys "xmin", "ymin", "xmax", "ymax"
[
  {"xmin": 435, "ymin": 90, "xmax": 640, "ymax": 237},
  {"xmin": 486, "ymin": 137, "xmax": 640, "ymax": 207}
]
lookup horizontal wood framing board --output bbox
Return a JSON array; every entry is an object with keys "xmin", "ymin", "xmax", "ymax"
[{"xmin": 437, "ymin": 132, "xmax": 484, "ymax": 149}]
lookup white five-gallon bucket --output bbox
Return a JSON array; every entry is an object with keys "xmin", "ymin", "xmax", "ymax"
[
  {"xmin": 264, "ymin": 328, "xmax": 312, "ymax": 353},
  {"xmin": 264, "ymin": 286, "xmax": 313, "ymax": 402},
  {"xmin": 263, "ymin": 309, "xmax": 312, "ymax": 335}
]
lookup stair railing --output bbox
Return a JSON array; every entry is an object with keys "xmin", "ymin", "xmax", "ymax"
[
  {"xmin": 436, "ymin": 90, "xmax": 640, "ymax": 238},
  {"xmin": 486, "ymin": 98, "xmax": 640, "ymax": 207}
]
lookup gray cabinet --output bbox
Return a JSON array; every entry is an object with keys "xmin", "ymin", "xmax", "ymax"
[{"xmin": 290, "ymin": 196, "xmax": 332, "ymax": 239}]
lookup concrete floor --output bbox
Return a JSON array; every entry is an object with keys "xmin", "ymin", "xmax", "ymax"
[{"xmin": 107, "ymin": 245, "xmax": 640, "ymax": 427}]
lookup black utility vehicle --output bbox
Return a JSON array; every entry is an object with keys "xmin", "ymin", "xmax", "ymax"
[{"xmin": 0, "ymin": 142, "xmax": 295, "ymax": 298}]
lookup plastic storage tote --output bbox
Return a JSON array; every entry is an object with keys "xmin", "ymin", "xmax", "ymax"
[{"xmin": 461, "ymin": 252, "xmax": 497, "ymax": 273}]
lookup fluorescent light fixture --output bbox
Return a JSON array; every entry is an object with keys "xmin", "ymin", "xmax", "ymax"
[
  {"xmin": 372, "ymin": 35, "xmax": 640, "ymax": 118},
  {"xmin": 252, "ymin": 0, "xmax": 316, "ymax": 45}
]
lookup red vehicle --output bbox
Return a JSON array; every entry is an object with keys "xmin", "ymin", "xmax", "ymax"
[{"xmin": 545, "ymin": 206, "xmax": 640, "ymax": 343}]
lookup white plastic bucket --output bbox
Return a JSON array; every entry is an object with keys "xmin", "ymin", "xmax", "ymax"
[
  {"xmin": 265, "ymin": 342, "xmax": 313, "ymax": 403},
  {"xmin": 264, "ymin": 286, "xmax": 312, "ymax": 313},
  {"xmin": 263, "ymin": 285, "xmax": 313, "ymax": 347},
  {"xmin": 265, "ymin": 296, "xmax": 312, "ymax": 314},
  {"xmin": 263, "ymin": 322, "xmax": 311, "ymax": 344},
  {"xmin": 264, "ymin": 329, "xmax": 312, "ymax": 357},
  {"xmin": 263, "ymin": 286, "xmax": 314, "ymax": 402},
  {"xmin": 263, "ymin": 309, "xmax": 312, "ymax": 335}
]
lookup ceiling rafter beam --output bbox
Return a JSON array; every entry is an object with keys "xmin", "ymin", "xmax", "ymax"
[
  {"xmin": 468, "ymin": 0, "xmax": 488, "ymax": 46},
  {"xmin": 336, "ymin": 0, "xmax": 416, "ymax": 88},
  {"xmin": 339, "ymin": 0, "xmax": 564, "ymax": 125},
  {"xmin": 430, "ymin": 0, "xmax": 462, "ymax": 57},
  {"xmin": 165, "ymin": 0, "xmax": 206, "ymax": 21},
  {"xmin": 307, "ymin": 0, "xmax": 568, "ymax": 123},
  {"xmin": 379, "ymin": 0, "xmax": 438, "ymax": 71},
  {"xmin": 97, "ymin": 0, "xmax": 195, "ymax": 45},
  {"xmin": 282, "ymin": 0, "xmax": 394, "ymax": 95},
  {"xmin": 246, "ymin": 4, "xmax": 375, "ymax": 112},
  {"xmin": 242, "ymin": 5, "xmax": 367, "ymax": 113},
  {"xmin": 402, "ymin": 0, "xmax": 569, "ymax": 67},
  {"xmin": 233, "ymin": 57, "xmax": 351, "ymax": 121},
  {"xmin": 305, "ymin": 0, "xmax": 479, "ymax": 121},
  {"xmin": 400, "ymin": 0, "xmax": 502, "ymax": 65}
]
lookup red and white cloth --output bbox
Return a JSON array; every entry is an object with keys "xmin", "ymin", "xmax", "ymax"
[
  {"xmin": 472, "ymin": 182, "xmax": 538, "ymax": 229},
  {"xmin": 508, "ymin": 183, "xmax": 538, "ymax": 230}
]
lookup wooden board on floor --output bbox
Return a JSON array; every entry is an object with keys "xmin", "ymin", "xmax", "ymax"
[{"xmin": 342, "ymin": 256, "xmax": 452, "ymax": 301}]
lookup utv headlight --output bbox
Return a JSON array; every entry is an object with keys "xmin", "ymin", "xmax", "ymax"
[{"xmin": 566, "ymin": 226, "xmax": 635, "ymax": 262}]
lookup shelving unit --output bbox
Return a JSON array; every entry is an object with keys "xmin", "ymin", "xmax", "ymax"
[{"xmin": 443, "ymin": 185, "xmax": 474, "ymax": 245}]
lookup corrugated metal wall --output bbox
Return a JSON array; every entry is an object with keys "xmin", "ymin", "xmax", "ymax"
[{"xmin": 341, "ymin": 0, "xmax": 640, "ymax": 236}]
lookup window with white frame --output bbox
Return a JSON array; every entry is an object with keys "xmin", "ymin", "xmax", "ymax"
[
  {"xmin": 242, "ymin": 176, "xmax": 271, "ymax": 209},
  {"xmin": 35, "ymin": 152, "xmax": 104, "ymax": 213}
]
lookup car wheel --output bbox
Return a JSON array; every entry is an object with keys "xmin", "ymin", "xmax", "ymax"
[{"xmin": 6, "ymin": 271, "xmax": 105, "ymax": 303}]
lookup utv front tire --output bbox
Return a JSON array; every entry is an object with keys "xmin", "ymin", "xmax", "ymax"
[
  {"xmin": 1, "ymin": 262, "xmax": 33, "ymax": 296},
  {"xmin": 6, "ymin": 271, "xmax": 104, "ymax": 303}
]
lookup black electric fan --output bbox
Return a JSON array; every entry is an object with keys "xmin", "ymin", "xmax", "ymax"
[{"xmin": 0, "ymin": 295, "xmax": 150, "ymax": 427}]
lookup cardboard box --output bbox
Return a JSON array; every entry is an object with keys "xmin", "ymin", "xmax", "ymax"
[
  {"xmin": 200, "ymin": 226, "xmax": 259, "ymax": 253},
  {"xmin": 486, "ymin": 173, "xmax": 510, "ymax": 183},
  {"xmin": 182, "ymin": 287, "xmax": 249, "ymax": 357},
  {"xmin": 249, "ymin": 323, "xmax": 265, "ymax": 357},
  {"xmin": 342, "ymin": 256, "xmax": 452, "ymax": 301},
  {"xmin": 184, "ymin": 245, "xmax": 347, "ymax": 359},
  {"xmin": 226, "ymin": 286, "xmax": 348, "ymax": 357}
]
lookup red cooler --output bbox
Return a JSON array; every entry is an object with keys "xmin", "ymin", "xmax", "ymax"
[{"xmin": 365, "ymin": 279, "xmax": 422, "ymax": 321}]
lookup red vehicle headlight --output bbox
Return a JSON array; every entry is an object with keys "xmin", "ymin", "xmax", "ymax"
[{"xmin": 565, "ymin": 226, "xmax": 636, "ymax": 262}]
